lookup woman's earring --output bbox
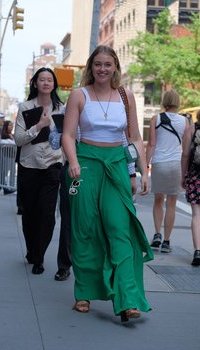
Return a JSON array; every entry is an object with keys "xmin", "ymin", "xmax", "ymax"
[{"xmin": 112, "ymin": 71, "xmax": 117, "ymax": 83}]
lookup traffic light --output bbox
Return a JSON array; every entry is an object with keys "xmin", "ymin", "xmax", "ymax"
[
  {"xmin": 54, "ymin": 67, "xmax": 74, "ymax": 90},
  {"xmin": 12, "ymin": 5, "xmax": 24, "ymax": 33}
]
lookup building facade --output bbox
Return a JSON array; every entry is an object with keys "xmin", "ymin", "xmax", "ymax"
[
  {"xmin": 98, "ymin": 0, "xmax": 115, "ymax": 47},
  {"xmin": 114, "ymin": 0, "xmax": 147, "ymax": 133},
  {"xmin": 60, "ymin": 0, "xmax": 200, "ymax": 137},
  {"xmin": 62, "ymin": 0, "xmax": 93, "ymax": 66},
  {"xmin": 25, "ymin": 43, "xmax": 57, "ymax": 91}
]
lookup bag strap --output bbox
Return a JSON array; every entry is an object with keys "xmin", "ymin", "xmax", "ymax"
[
  {"xmin": 118, "ymin": 86, "xmax": 131, "ymax": 138},
  {"xmin": 156, "ymin": 112, "xmax": 181, "ymax": 144}
]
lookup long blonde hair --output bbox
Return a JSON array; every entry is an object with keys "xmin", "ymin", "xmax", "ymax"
[{"xmin": 80, "ymin": 45, "xmax": 121, "ymax": 89}]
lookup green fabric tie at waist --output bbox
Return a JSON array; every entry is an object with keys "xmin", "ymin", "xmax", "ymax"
[{"xmin": 75, "ymin": 142, "xmax": 153, "ymax": 263}]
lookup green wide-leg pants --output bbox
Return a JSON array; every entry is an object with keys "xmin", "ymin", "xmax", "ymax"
[{"xmin": 66, "ymin": 142, "xmax": 153, "ymax": 315}]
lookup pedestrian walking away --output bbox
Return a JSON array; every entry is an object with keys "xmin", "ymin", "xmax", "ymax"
[
  {"xmin": 62, "ymin": 45, "xmax": 153, "ymax": 323},
  {"xmin": 146, "ymin": 89, "xmax": 189, "ymax": 253},
  {"xmin": 181, "ymin": 109, "xmax": 200, "ymax": 266}
]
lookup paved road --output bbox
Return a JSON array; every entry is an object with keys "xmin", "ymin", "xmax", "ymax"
[{"xmin": 0, "ymin": 190, "xmax": 199, "ymax": 350}]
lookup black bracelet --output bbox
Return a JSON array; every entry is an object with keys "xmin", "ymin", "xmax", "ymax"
[{"xmin": 130, "ymin": 173, "xmax": 136, "ymax": 178}]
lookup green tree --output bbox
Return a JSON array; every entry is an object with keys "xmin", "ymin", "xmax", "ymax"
[{"xmin": 128, "ymin": 10, "xmax": 200, "ymax": 107}]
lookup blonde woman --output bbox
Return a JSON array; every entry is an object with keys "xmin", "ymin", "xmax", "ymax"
[
  {"xmin": 146, "ymin": 90, "xmax": 189, "ymax": 253},
  {"xmin": 62, "ymin": 45, "xmax": 153, "ymax": 322}
]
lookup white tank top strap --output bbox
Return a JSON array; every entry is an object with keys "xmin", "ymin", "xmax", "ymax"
[{"xmin": 81, "ymin": 87, "xmax": 91, "ymax": 102}]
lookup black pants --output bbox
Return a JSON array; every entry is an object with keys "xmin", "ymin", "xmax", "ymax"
[
  {"xmin": 57, "ymin": 162, "xmax": 71, "ymax": 270},
  {"xmin": 19, "ymin": 163, "xmax": 62, "ymax": 264},
  {"xmin": 16, "ymin": 162, "xmax": 23, "ymax": 210},
  {"xmin": 16, "ymin": 147, "xmax": 23, "ymax": 210}
]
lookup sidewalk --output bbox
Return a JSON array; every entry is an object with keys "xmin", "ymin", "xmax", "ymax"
[{"xmin": 0, "ymin": 191, "xmax": 199, "ymax": 350}]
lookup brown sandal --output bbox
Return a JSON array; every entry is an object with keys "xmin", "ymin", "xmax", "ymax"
[
  {"xmin": 73, "ymin": 300, "xmax": 90, "ymax": 313},
  {"xmin": 121, "ymin": 309, "xmax": 141, "ymax": 322}
]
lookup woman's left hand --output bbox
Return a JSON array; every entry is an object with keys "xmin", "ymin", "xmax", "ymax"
[
  {"xmin": 68, "ymin": 161, "xmax": 81, "ymax": 179},
  {"xmin": 130, "ymin": 176, "xmax": 137, "ymax": 194},
  {"xmin": 139, "ymin": 174, "xmax": 149, "ymax": 195}
]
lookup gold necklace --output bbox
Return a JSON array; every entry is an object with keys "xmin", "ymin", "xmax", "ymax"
[{"xmin": 93, "ymin": 87, "xmax": 112, "ymax": 120}]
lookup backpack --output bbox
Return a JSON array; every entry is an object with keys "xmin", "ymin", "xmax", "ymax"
[
  {"xmin": 155, "ymin": 112, "xmax": 181, "ymax": 144},
  {"xmin": 191, "ymin": 123, "xmax": 200, "ymax": 167}
]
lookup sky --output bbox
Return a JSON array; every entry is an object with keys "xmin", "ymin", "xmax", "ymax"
[{"xmin": 1, "ymin": 0, "xmax": 73, "ymax": 101}]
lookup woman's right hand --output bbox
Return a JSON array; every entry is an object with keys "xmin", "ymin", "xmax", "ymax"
[
  {"xmin": 68, "ymin": 162, "xmax": 81, "ymax": 179},
  {"xmin": 181, "ymin": 176, "xmax": 186, "ymax": 190},
  {"xmin": 36, "ymin": 112, "xmax": 51, "ymax": 131}
]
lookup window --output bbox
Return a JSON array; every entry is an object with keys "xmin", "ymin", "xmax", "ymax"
[
  {"xmin": 105, "ymin": 24, "xmax": 109, "ymax": 36},
  {"xmin": 180, "ymin": 0, "xmax": 199, "ymax": 9},
  {"xmin": 143, "ymin": 118, "xmax": 151, "ymax": 142},
  {"xmin": 128, "ymin": 13, "xmax": 131, "ymax": 26},
  {"xmin": 180, "ymin": 0, "xmax": 187, "ymax": 7},
  {"xmin": 132, "ymin": 9, "xmax": 135, "ymax": 21},
  {"xmin": 116, "ymin": 24, "xmax": 119, "ymax": 34},
  {"xmin": 144, "ymin": 82, "xmax": 161, "ymax": 106},
  {"xmin": 146, "ymin": 17, "xmax": 155, "ymax": 33},
  {"xmin": 110, "ymin": 19, "xmax": 114, "ymax": 32},
  {"xmin": 148, "ymin": 0, "xmax": 165, "ymax": 5},
  {"xmin": 127, "ymin": 43, "xmax": 130, "ymax": 57},
  {"xmin": 43, "ymin": 48, "xmax": 51, "ymax": 55},
  {"xmin": 190, "ymin": 0, "xmax": 199, "ymax": 9},
  {"xmin": 123, "ymin": 45, "xmax": 125, "ymax": 58}
]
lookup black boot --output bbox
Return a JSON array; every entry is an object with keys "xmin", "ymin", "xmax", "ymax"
[
  {"xmin": 191, "ymin": 250, "xmax": 200, "ymax": 266},
  {"xmin": 32, "ymin": 264, "xmax": 45, "ymax": 274}
]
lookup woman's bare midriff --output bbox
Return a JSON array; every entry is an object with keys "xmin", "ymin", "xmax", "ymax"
[{"xmin": 81, "ymin": 138, "xmax": 122, "ymax": 147}]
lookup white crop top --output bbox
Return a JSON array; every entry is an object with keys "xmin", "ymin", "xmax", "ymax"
[{"xmin": 79, "ymin": 87, "xmax": 127, "ymax": 142}]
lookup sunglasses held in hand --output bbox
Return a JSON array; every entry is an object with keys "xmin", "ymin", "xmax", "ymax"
[{"xmin": 69, "ymin": 179, "xmax": 83, "ymax": 195}]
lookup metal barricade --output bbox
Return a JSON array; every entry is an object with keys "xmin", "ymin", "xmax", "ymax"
[{"xmin": 0, "ymin": 144, "xmax": 17, "ymax": 191}]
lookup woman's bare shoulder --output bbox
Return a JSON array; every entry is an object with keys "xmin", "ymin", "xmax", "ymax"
[
  {"xmin": 150, "ymin": 115, "xmax": 157, "ymax": 124},
  {"xmin": 67, "ymin": 87, "xmax": 85, "ymax": 106},
  {"xmin": 69, "ymin": 87, "xmax": 83, "ymax": 98}
]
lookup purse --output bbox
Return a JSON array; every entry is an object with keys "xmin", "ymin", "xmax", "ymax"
[{"xmin": 118, "ymin": 86, "xmax": 139, "ymax": 164}]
